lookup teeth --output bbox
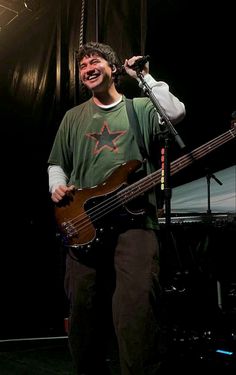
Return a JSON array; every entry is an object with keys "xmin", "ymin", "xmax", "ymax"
[{"xmin": 88, "ymin": 75, "xmax": 98, "ymax": 80}]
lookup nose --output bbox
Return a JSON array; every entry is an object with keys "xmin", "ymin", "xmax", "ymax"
[{"xmin": 85, "ymin": 64, "xmax": 96, "ymax": 73}]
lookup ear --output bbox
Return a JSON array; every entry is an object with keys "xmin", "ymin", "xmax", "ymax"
[{"xmin": 111, "ymin": 64, "xmax": 117, "ymax": 73}]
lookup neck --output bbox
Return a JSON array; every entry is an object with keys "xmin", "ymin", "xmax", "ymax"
[{"xmin": 92, "ymin": 85, "xmax": 121, "ymax": 106}]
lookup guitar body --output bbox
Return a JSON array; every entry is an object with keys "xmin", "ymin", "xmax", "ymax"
[
  {"xmin": 54, "ymin": 125, "xmax": 236, "ymax": 252},
  {"xmin": 54, "ymin": 159, "xmax": 142, "ymax": 248}
]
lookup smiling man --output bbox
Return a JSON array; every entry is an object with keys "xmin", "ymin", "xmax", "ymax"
[{"xmin": 47, "ymin": 41, "xmax": 186, "ymax": 375}]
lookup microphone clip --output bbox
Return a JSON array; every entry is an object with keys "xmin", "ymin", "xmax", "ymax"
[{"xmin": 128, "ymin": 55, "xmax": 150, "ymax": 71}]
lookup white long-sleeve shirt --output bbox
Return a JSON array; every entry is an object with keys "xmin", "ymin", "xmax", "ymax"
[{"xmin": 138, "ymin": 73, "xmax": 186, "ymax": 124}]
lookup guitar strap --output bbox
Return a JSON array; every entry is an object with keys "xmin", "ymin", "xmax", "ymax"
[
  {"xmin": 125, "ymin": 98, "xmax": 148, "ymax": 160},
  {"xmin": 125, "ymin": 98, "xmax": 164, "ymax": 211}
]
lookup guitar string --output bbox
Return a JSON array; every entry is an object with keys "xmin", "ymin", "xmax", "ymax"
[
  {"xmin": 63, "ymin": 130, "xmax": 234, "ymax": 239},
  {"xmin": 62, "ymin": 130, "xmax": 235, "ymax": 240},
  {"xmin": 64, "ymin": 130, "xmax": 234, "ymax": 234}
]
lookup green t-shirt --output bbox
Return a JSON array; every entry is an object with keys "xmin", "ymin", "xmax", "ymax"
[{"xmin": 48, "ymin": 96, "xmax": 162, "ymax": 229}]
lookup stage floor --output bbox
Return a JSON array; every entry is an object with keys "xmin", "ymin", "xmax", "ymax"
[{"xmin": 0, "ymin": 329, "xmax": 235, "ymax": 374}]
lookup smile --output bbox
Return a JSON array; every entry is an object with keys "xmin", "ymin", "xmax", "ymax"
[{"xmin": 86, "ymin": 73, "xmax": 100, "ymax": 81}]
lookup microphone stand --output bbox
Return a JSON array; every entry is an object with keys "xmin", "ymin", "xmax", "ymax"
[
  {"xmin": 136, "ymin": 69, "xmax": 186, "ymax": 226},
  {"xmin": 206, "ymin": 169, "xmax": 223, "ymax": 215}
]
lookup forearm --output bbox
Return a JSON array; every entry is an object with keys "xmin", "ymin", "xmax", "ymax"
[
  {"xmin": 48, "ymin": 165, "xmax": 68, "ymax": 193},
  {"xmin": 138, "ymin": 73, "xmax": 186, "ymax": 124}
]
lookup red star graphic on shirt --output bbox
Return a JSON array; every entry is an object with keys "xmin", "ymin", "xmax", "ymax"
[{"xmin": 86, "ymin": 121, "xmax": 127, "ymax": 154}]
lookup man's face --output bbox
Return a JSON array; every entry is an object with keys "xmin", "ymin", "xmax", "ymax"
[{"xmin": 79, "ymin": 53, "xmax": 115, "ymax": 92}]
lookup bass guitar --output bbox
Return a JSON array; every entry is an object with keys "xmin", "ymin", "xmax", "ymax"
[{"xmin": 54, "ymin": 125, "xmax": 235, "ymax": 250}]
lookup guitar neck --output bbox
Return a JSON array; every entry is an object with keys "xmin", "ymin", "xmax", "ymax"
[{"xmin": 119, "ymin": 127, "xmax": 235, "ymax": 204}]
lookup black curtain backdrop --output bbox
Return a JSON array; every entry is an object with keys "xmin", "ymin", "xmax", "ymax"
[
  {"xmin": 0, "ymin": 0, "xmax": 235, "ymax": 339},
  {"xmin": 0, "ymin": 0, "xmax": 148, "ymax": 339}
]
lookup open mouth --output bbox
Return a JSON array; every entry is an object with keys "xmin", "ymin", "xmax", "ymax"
[{"xmin": 86, "ymin": 73, "xmax": 100, "ymax": 82}]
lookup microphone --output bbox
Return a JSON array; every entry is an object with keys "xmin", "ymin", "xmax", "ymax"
[
  {"xmin": 118, "ymin": 55, "xmax": 150, "ymax": 76},
  {"xmin": 128, "ymin": 55, "xmax": 150, "ymax": 71}
]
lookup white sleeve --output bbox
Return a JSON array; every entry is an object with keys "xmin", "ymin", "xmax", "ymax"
[
  {"xmin": 138, "ymin": 73, "xmax": 186, "ymax": 124},
  {"xmin": 47, "ymin": 165, "xmax": 69, "ymax": 193}
]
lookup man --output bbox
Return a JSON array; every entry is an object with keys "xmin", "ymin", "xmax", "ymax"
[{"xmin": 48, "ymin": 41, "xmax": 185, "ymax": 375}]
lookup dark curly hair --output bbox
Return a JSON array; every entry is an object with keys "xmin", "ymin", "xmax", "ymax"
[{"xmin": 76, "ymin": 41, "xmax": 123, "ymax": 84}]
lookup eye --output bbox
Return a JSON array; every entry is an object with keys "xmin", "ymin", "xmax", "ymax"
[{"xmin": 91, "ymin": 59, "xmax": 100, "ymax": 65}]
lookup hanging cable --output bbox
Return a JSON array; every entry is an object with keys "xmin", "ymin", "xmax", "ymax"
[
  {"xmin": 75, "ymin": 0, "xmax": 88, "ymax": 103},
  {"xmin": 95, "ymin": 0, "xmax": 99, "ymax": 42},
  {"xmin": 79, "ymin": 0, "xmax": 85, "ymax": 48}
]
